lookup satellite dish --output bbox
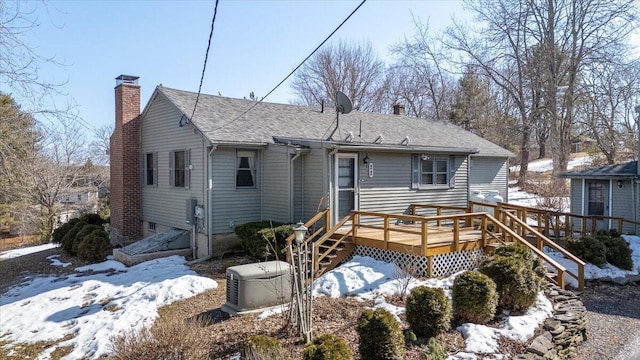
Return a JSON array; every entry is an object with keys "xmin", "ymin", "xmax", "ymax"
[{"xmin": 336, "ymin": 91, "xmax": 353, "ymax": 114}]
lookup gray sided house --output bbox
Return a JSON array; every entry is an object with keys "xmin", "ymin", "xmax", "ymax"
[
  {"xmin": 561, "ymin": 161, "xmax": 640, "ymax": 234},
  {"xmin": 109, "ymin": 75, "xmax": 513, "ymax": 259}
]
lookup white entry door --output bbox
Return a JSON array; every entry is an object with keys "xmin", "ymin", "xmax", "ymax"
[{"xmin": 334, "ymin": 153, "xmax": 358, "ymax": 224}]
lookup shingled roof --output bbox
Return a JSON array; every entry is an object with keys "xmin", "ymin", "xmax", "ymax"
[
  {"xmin": 156, "ymin": 86, "xmax": 513, "ymax": 157},
  {"xmin": 560, "ymin": 161, "xmax": 638, "ymax": 179}
]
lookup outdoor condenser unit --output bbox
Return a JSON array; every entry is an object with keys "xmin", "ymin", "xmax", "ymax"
[{"xmin": 221, "ymin": 261, "xmax": 292, "ymax": 316}]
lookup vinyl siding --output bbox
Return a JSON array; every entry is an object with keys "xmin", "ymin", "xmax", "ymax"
[
  {"xmin": 293, "ymin": 156, "xmax": 304, "ymax": 222},
  {"xmin": 357, "ymin": 152, "xmax": 469, "ymax": 216},
  {"xmin": 210, "ymin": 148, "xmax": 262, "ymax": 233},
  {"xmin": 570, "ymin": 179, "xmax": 584, "ymax": 231},
  {"xmin": 303, "ymin": 147, "xmax": 327, "ymax": 221},
  {"xmin": 262, "ymin": 144, "xmax": 291, "ymax": 223},
  {"xmin": 469, "ymin": 157, "xmax": 509, "ymax": 200},
  {"xmin": 610, "ymin": 180, "xmax": 635, "ymax": 233},
  {"xmin": 140, "ymin": 93, "xmax": 206, "ymax": 231}
]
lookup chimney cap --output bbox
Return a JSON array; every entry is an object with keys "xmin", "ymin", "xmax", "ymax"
[{"xmin": 115, "ymin": 75, "xmax": 139, "ymax": 86}]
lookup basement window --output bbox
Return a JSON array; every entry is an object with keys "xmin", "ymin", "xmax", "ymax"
[{"xmin": 148, "ymin": 222, "xmax": 157, "ymax": 232}]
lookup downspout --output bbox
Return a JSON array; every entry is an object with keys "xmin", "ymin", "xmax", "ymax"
[
  {"xmin": 632, "ymin": 177, "xmax": 637, "ymax": 234},
  {"xmin": 188, "ymin": 145, "xmax": 216, "ymax": 265},
  {"xmin": 608, "ymin": 179, "xmax": 613, "ymax": 230},
  {"xmin": 328, "ymin": 148, "xmax": 339, "ymax": 225},
  {"xmin": 290, "ymin": 149, "xmax": 304, "ymax": 222}
]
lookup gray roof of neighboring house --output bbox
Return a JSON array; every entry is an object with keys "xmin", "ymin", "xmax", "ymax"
[
  {"xmin": 560, "ymin": 161, "xmax": 638, "ymax": 179},
  {"xmin": 156, "ymin": 86, "xmax": 514, "ymax": 157}
]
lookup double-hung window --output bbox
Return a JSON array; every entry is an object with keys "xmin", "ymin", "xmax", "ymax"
[
  {"xmin": 236, "ymin": 150, "xmax": 256, "ymax": 188},
  {"xmin": 170, "ymin": 149, "xmax": 190, "ymax": 189},
  {"xmin": 411, "ymin": 154, "xmax": 456, "ymax": 189},
  {"xmin": 144, "ymin": 152, "xmax": 158, "ymax": 186}
]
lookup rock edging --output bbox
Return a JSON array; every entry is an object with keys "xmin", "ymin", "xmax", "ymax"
[{"xmin": 515, "ymin": 285, "xmax": 588, "ymax": 360}]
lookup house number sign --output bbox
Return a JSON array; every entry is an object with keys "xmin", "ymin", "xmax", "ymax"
[{"xmin": 368, "ymin": 163, "xmax": 374, "ymax": 178}]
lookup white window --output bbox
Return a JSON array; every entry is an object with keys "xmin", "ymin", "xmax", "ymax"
[
  {"xmin": 144, "ymin": 152, "xmax": 158, "ymax": 186},
  {"xmin": 236, "ymin": 150, "xmax": 256, "ymax": 188},
  {"xmin": 169, "ymin": 149, "xmax": 190, "ymax": 189},
  {"xmin": 411, "ymin": 154, "xmax": 455, "ymax": 189}
]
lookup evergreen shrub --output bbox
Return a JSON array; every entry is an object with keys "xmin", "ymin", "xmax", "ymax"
[
  {"xmin": 479, "ymin": 244, "xmax": 544, "ymax": 311},
  {"xmin": 303, "ymin": 334, "xmax": 353, "ymax": 360},
  {"xmin": 234, "ymin": 221, "xmax": 292, "ymax": 260},
  {"xmin": 405, "ymin": 286, "xmax": 452, "ymax": 339},
  {"xmin": 243, "ymin": 335, "xmax": 285, "ymax": 360},
  {"xmin": 356, "ymin": 308, "xmax": 405, "ymax": 360},
  {"xmin": 565, "ymin": 236, "xmax": 607, "ymax": 268},
  {"xmin": 77, "ymin": 230, "xmax": 110, "ymax": 262},
  {"xmin": 452, "ymin": 270, "xmax": 498, "ymax": 324}
]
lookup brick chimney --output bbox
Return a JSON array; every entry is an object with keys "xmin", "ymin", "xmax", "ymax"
[
  {"xmin": 110, "ymin": 75, "xmax": 142, "ymax": 246},
  {"xmin": 393, "ymin": 104, "xmax": 405, "ymax": 116}
]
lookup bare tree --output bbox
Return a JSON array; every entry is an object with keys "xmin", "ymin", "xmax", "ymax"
[
  {"xmin": 389, "ymin": 20, "xmax": 455, "ymax": 120},
  {"xmin": 90, "ymin": 124, "xmax": 113, "ymax": 166},
  {"xmin": 291, "ymin": 40, "xmax": 388, "ymax": 112}
]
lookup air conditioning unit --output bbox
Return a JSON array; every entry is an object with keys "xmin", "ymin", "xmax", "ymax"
[{"xmin": 221, "ymin": 261, "xmax": 292, "ymax": 316}]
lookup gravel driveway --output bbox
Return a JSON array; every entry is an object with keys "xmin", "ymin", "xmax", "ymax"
[{"xmin": 572, "ymin": 282, "xmax": 640, "ymax": 360}]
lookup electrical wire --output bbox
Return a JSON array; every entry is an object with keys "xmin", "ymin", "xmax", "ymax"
[
  {"xmin": 210, "ymin": 0, "xmax": 367, "ymax": 131},
  {"xmin": 190, "ymin": 0, "xmax": 220, "ymax": 122}
]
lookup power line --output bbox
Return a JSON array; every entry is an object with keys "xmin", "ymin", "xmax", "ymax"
[
  {"xmin": 190, "ymin": 0, "xmax": 220, "ymax": 122},
  {"xmin": 211, "ymin": 0, "xmax": 367, "ymax": 131}
]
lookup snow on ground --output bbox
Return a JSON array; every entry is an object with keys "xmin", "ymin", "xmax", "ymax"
[
  {"xmin": 508, "ymin": 187, "xmax": 570, "ymax": 213},
  {"xmin": 545, "ymin": 235, "xmax": 640, "ymax": 288},
  {"xmin": 312, "ymin": 256, "xmax": 552, "ymax": 359},
  {"xmin": 0, "ymin": 254, "xmax": 218, "ymax": 359},
  {"xmin": 510, "ymin": 155, "xmax": 592, "ymax": 173},
  {"xmin": 0, "ymin": 243, "xmax": 59, "ymax": 259},
  {"xmin": 47, "ymin": 254, "xmax": 71, "ymax": 268}
]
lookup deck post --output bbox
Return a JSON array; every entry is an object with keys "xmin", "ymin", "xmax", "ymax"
[
  {"xmin": 453, "ymin": 218, "xmax": 459, "ymax": 251},
  {"xmin": 618, "ymin": 218, "xmax": 623, "ymax": 233},
  {"xmin": 590, "ymin": 217, "xmax": 597, "ymax": 235},
  {"xmin": 421, "ymin": 220, "xmax": 428, "ymax": 256},
  {"xmin": 427, "ymin": 256, "xmax": 433, "ymax": 278},
  {"xmin": 557, "ymin": 270, "xmax": 565, "ymax": 290},
  {"xmin": 324, "ymin": 208, "xmax": 331, "ymax": 233},
  {"xmin": 384, "ymin": 215, "xmax": 390, "ymax": 249},
  {"xmin": 352, "ymin": 212, "xmax": 358, "ymax": 239},
  {"xmin": 481, "ymin": 215, "xmax": 487, "ymax": 248},
  {"xmin": 578, "ymin": 263, "xmax": 584, "ymax": 291}
]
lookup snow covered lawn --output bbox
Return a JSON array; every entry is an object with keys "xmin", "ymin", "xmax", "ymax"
[
  {"xmin": 509, "ymin": 155, "xmax": 592, "ymax": 173},
  {"xmin": 0, "ymin": 251, "xmax": 217, "ymax": 359}
]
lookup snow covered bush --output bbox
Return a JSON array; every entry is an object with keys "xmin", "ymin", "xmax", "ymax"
[
  {"xmin": 356, "ymin": 308, "xmax": 405, "ymax": 360},
  {"xmin": 596, "ymin": 230, "xmax": 634, "ymax": 270},
  {"xmin": 452, "ymin": 270, "xmax": 498, "ymax": 324},
  {"xmin": 303, "ymin": 334, "xmax": 353, "ymax": 360},
  {"xmin": 406, "ymin": 286, "xmax": 452, "ymax": 339},
  {"xmin": 479, "ymin": 244, "xmax": 545, "ymax": 312}
]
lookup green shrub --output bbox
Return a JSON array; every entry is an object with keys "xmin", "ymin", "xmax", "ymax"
[
  {"xmin": 77, "ymin": 230, "xmax": 110, "ymax": 262},
  {"xmin": 61, "ymin": 220, "xmax": 87, "ymax": 255},
  {"xmin": 602, "ymin": 236, "xmax": 633, "ymax": 271},
  {"xmin": 423, "ymin": 337, "xmax": 447, "ymax": 360},
  {"xmin": 565, "ymin": 236, "xmax": 607, "ymax": 268},
  {"xmin": 72, "ymin": 224, "xmax": 103, "ymax": 256},
  {"xmin": 243, "ymin": 335, "xmax": 285, "ymax": 360},
  {"xmin": 303, "ymin": 334, "xmax": 353, "ymax": 360},
  {"xmin": 452, "ymin": 271, "xmax": 498, "ymax": 324},
  {"xmin": 235, "ymin": 221, "xmax": 292, "ymax": 260},
  {"xmin": 479, "ymin": 244, "xmax": 545, "ymax": 312},
  {"xmin": 52, "ymin": 219, "xmax": 78, "ymax": 244},
  {"xmin": 356, "ymin": 308, "xmax": 405, "ymax": 360},
  {"xmin": 79, "ymin": 213, "xmax": 105, "ymax": 226},
  {"xmin": 406, "ymin": 286, "xmax": 452, "ymax": 339}
]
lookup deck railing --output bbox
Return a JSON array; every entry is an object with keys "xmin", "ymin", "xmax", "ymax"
[
  {"xmin": 285, "ymin": 208, "xmax": 331, "ymax": 263},
  {"xmin": 469, "ymin": 200, "xmax": 640, "ymax": 238}
]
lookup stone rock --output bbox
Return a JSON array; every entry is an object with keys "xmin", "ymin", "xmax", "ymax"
[
  {"xmin": 612, "ymin": 276, "xmax": 629, "ymax": 285},
  {"xmin": 544, "ymin": 319, "xmax": 561, "ymax": 331},
  {"xmin": 550, "ymin": 325, "xmax": 565, "ymax": 336},
  {"xmin": 528, "ymin": 332, "xmax": 554, "ymax": 356}
]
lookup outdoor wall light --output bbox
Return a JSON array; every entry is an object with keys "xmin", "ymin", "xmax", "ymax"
[
  {"xmin": 293, "ymin": 221, "xmax": 308, "ymax": 244},
  {"xmin": 617, "ymin": 180, "xmax": 624, "ymax": 189},
  {"xmin": 178, "ymin": 114, "xmax": 190, "ymax": 127},
  {"xmin": 362, "ymin": 154, "xmax": 370, "ymax": 165}
]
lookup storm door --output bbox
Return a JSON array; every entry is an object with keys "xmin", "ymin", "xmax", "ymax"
[{"xmin": 333, "ymin": 153, "xmax": 358, "ymax": 224}]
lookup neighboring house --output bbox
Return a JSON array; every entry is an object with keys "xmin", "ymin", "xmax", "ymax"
[
  {"xmin": 561, "ymin": 161, "xmax": 640, "ymax": 234},
  {"xmin": 57, "ymin": 188, "xmax": 99, "ymax": 206},
  {"xmin": 109, "ymin": 75, "xmax": 513, "ymax": 259}
]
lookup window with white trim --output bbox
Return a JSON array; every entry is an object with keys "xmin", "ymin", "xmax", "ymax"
[
  {"xmin": 144, "ymin": 152, "xmax": 158, "ymax": 186},
  {"xmin": 169, "ymin": 149, "xmax": 190, "ymax": 189},
  {"xmin": 411, "ymin": 154, "xmax": 456, "ymax": 189},
  {"xmin": 236, "ymin": 150, "xmax": 256, "ymax": 188}
]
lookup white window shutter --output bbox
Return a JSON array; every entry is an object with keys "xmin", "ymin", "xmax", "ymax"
[
  {"xmin": 169, "ymin": 151, "xmax": 175, "ymax": 186},
  {"xmin": 411, "ymin": 154, "xmax": 419, "ymax": 189},
  {"xmin": 185, "ymin": 148, "xmax": 191, "ymax": 190},
  {"xmin": 449, "ymin": 155, "xmax": 456, "ymax": 189}
]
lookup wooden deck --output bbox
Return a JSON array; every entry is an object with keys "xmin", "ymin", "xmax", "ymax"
[{"xmin": 333, "ymin": 223, "xmax": 485, "ymax": 256}]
